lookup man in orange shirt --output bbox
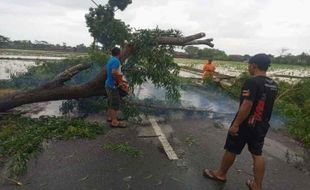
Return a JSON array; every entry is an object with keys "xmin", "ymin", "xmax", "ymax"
[{"xmin": 202, "ymin": 59, "xmax": 216, "ymax": 79}]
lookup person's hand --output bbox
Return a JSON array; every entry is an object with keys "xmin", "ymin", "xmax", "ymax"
[{"xmin": 229, "ymin": 124, "xmax": 239, "ymax": 136}]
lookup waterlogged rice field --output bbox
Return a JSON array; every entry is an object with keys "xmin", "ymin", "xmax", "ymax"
[
  {"xmin": 0, "ymin": 48, "xmax": 86, "ymax": 57},
  {"xmin": 175, "ymin": 58, "xmax": 310, "ymax": 80}
]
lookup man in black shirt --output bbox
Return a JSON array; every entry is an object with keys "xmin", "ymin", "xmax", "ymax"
[{"xmin": 203, "ymin": 54, "xmax": 278, "ymax": 190}]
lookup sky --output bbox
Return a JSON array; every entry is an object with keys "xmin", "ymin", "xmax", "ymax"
[{"xmin": 0, "ymin": 0, "xmax": 310, "ymax": 55}]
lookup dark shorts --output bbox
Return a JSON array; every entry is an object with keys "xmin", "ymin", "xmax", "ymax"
[
  {"xmin": 224, "ymin": 123, "xmax": 269, "ymax": 155},
  {"xmin": 106, "ymin": 86, "xmax": 120, "ymax": 110}
]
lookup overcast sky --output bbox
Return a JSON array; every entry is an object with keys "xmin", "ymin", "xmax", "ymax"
[{"xmin": 0, "ymin": 0, "xmax": 309, "ymax": 55}]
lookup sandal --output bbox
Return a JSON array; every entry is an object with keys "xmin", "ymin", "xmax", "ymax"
[
  {"xmin": 110, "ymin": 123, "xmax": 127, "ymax": 128},
  {"xmin": 246, "ymin": 179, "xmax": 257, "ymax": 190},
  {"xmin": 203, "ymin": 169, "xmax": 227, "ymax": 183}
]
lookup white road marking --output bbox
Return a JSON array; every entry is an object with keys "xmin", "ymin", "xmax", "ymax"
[{"xmin": 148, "ymin": 116, "xmax": 179, "ymax": 160}]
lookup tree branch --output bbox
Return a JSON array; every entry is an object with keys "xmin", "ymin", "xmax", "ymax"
[
  {"xmin": 0, "ymin": 64, "xmax": 107, "ymax": 112},
  {"xmin": 157, "ymin": 33, "xmax": 214, "ymax": 47},
  {"xmin": 184, "ymin": 38, "xmax": 214, "ymax": 47},
  {"xmin": 42, "ymin": 63, "xmax": 92, "ymax": 89}
]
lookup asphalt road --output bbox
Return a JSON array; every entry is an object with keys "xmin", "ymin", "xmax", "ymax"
[{"xmin": 1, "ymin": 115, "xmax": 310, "ymax": 190}]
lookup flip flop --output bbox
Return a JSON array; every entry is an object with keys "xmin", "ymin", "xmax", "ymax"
[
  {"xmin": 110, "ymin": 123, "xmax": 127, "ymax": 128},
  {"xmin": 246, "ymin": 179, "xmax": 256, "ymax": 190},
  {"xmin": 203, "ymin": 169, "xmax": 227, "ymax": 183}
]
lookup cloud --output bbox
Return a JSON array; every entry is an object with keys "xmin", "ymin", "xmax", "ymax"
[{"xmin": 0, "ymin": 0, "xmax": 310, "ymax": 55}]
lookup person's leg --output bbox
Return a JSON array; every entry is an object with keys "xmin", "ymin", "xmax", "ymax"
[
  {"xmin": 247, "ymin": 124, "xmax": 269, "ymax": 190},
  {"xmin": 249, "ymin": 154, "xmax": 264, "ymax": 190},
  {"xmin": 210, "ymin": 151, "xmax": 236, "ymax": 179},
  {"xmin": 110, "ymin": 88, "xmax": 122, "ymax": 126},
  {"xmin": 204, "ymin": 131, "xmax": 246, "ymax": 180},
  {"xmin": 107, "ymin": 109, "xmax": 112, "ymax": 121},
  {"xmin": 111, "ymin": 109, "xmax": 119, "ymax": 126},
  {"xmin": 106, "ymin": 87, "xmax": 118, "ymax": 125}
]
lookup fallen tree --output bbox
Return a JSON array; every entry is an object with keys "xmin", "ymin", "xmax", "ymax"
[{"xmin": 0, "ymin": 34, "xmax": 214, "ymax": 112}]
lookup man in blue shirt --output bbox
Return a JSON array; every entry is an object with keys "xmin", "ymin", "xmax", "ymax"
[{"xmin": 105, "ymin": 47, "xmax": 125, "ymax": 128}]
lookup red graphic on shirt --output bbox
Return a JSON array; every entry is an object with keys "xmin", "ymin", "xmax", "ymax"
[{"xmin": 249, "ymin": 94, "xmax": 266, "ymax": 126}]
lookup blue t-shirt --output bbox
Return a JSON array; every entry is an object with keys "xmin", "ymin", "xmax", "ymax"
[{"xmin": 105, "ymin": 56, "xmax": 120, "ymax": 88}]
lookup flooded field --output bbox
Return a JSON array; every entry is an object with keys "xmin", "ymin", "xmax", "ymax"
[
  {"xmin": 0, "ymin": 59, "xmax": 36, "ymax": 80},
  {"xmin": 176, "ymin": 58, "xmax": 310, "ymax": 82}
]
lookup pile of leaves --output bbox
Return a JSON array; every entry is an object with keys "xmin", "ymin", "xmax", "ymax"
[{"xmin": 0, "ymin": 115, "xmax": 106, "ymax": 178}]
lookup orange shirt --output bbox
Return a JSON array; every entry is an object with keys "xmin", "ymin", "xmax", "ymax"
[{"xmin": 203, "ymin": 63, "xmax": 216, "ymax": 78}]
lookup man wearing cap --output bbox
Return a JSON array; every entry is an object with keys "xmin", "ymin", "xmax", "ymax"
[
  {"xmin": 203, "ymin": 54, "xmax": 278, "ymax": 190},
  {"xmin": 105, "ymin": 47, "xmax": 126, "ymax": 128}
]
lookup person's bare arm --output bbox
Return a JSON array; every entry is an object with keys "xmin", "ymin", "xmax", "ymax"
[
  {"xmin": 112, "ymin": 68, "xmax": 120, "ymax": 77},
  {"xmin": 229, "ymin": 99, "xmax": 253, "ymax": 136}
]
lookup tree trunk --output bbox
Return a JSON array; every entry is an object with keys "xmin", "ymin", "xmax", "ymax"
[{"xmin": 0, "ymin": 64, "xmax": 107, "ymax": 112}]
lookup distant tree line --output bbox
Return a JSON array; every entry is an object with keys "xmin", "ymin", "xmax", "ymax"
[
  {"xmin": 181, "ymin": 46, "xmax": 310, "ymax": 66},
  {"xmin": 1, "ymin": 34, "xmax": 310, "ymax": 66},
  {"xmin": 0, "ymin": 34, "xmax": 88, "ymax": 53},
  {"xmin": 272, "ymin": 52, "xmax": 310, "ymax": 66}
]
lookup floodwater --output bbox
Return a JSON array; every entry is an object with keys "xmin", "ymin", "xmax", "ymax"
[
  {"xmin": 135, "ymin": 81, "xmax": 284, "ymax": 129},
  {"xmin": 0, "ymin": 58, "xmax": 62, "ymax": 117},
  {"xmin": 0, "ymin": 59, "xmax": 36, "ymax": 79},
  {"xmin": 0, "ymin": 55, "xmax": 65, "ymax": 60}
]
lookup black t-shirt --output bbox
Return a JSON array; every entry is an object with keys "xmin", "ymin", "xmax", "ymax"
[{"xmin": 236, "ymin": 76, "xmax": 278, "ymax": 127}]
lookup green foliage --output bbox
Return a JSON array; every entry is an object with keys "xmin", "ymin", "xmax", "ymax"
[
  {"xmin": 273, "ymin": 52, "xmax": 310, "ymax": 66},
  {"xmin": 127, "ymin": 28, "xmax": 182, "ymax": 100},
  {"xmin": 85, "ymin": 1, "xmax": 131, "ymax": 50},
  {"xmin": 275, "ymin": 79, "xmax": 310, "ymax": 146},
  {"xmin": 103, "ymin": 143, "xmax": 143, "ymax": 158},
  {"xmin": 60, "ymin": 97, "xmax": 108, "ymax": 114},
  {"xmin": 0, "ymin": 35, "xmax": 10, "ymax": 48},
  {"xmin": 0, "ymin": 116, "xmax": 106, "ymax": 177},
  {"xmin": 108, "ymin": 0, "xmax": 132, "ymax": 11},
  {"xmin": 226, "ymin": 73, "xmax": 251, "ymax": 98},
  {"xmin": 184, "ymin": 46, "xmax": 228, "ymax": 60}
]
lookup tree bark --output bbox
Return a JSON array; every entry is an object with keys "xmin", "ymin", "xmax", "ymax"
[
  {"xmin": 0, "ymin": 64, "xmax": 107, "ymax": 112},
  {"xmin": 0, "ymin": 33, "xmax": 213, "ymax": 112}
]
